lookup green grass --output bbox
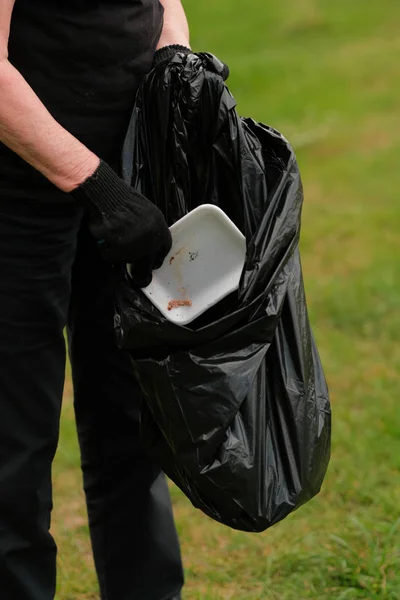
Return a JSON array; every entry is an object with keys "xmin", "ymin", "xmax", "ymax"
[{"xmin": 53, "ymin": 1, "xmax": 400, "ymax": 598}]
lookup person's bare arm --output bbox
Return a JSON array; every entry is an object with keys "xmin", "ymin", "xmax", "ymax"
[
  {"xmin": 156, "ymin": 0, "xmax": 190, "ymax": 49},
  {"xmin": 0, "ymin": 0, "xmax": 99, "ymax": 192}
]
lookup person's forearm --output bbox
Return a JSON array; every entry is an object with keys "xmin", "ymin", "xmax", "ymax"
[
  {"xmin": 157, "ymin": 0, "xmax": 190, "ymax": 49},
  {"xmin": 0, "ymin": 59, "xmax": 99, "ymax": 192}
]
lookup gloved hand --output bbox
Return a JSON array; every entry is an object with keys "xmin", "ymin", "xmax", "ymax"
[
  {"xmin": 152, "ymin": 45, "xmax": 230, "ymax": 81},
  {"xmin": 71, "ymin": 160, "xmax": 172, "ymax": 288}
]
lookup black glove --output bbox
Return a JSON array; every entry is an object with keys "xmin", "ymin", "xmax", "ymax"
[
  {"xmin": 71, "ymin": 160, "xmax": 172, "ymax": 288},
  {"xmin": 152, "ymin": 45, "xmax": 230, "ymax": 81}
]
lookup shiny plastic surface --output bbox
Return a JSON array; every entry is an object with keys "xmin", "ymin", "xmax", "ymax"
[{"xmin": 115, "ymin": 53, "xmax": 331, "ymax": 532}]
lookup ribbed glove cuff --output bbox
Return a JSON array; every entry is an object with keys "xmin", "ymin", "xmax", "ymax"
[
  {"xmin": 71, "ymin": 160, "xmax": 131, "ymax": 216},
  {"xmin": 153, "ymin": 44, "xmax": 192, "ymax": 67}
]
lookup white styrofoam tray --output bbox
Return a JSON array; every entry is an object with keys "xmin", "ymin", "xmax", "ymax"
[{"xmin": 140, "ymin": 204, "xmax": 246, "ymax": 326}]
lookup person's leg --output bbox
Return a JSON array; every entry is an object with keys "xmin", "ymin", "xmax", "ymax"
[
  {"xmin": 0, "ymin": 194, "xmax": 82, "ymax": 600},
  {"xmin": 67, "ymin": 223, "xmax": 184, "ymax": 600}
]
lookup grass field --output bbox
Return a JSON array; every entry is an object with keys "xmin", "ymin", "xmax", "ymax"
[{"xmin": 53, "ymin": 1, "xmax": 400, "ymax": 598}]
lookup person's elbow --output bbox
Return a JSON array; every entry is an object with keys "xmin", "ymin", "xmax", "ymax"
[
  {"xmin": 0, "ymin": 31, "xmax": 9, "ymax": 61},
  {"xmin": 0, "ymin": 55, "xmax": 14, "ymax": 88}
]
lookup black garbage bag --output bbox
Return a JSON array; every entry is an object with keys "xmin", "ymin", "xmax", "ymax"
[{"xmin": 115, "ymin": 53, "xmax": 331, "ymax": 532}]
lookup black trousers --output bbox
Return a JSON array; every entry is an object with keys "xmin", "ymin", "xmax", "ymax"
[{"xmin": 0, "ymin": 191, "xmax": 184, "ymax": 600}]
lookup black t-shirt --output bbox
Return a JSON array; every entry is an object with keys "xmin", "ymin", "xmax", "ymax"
[{"xmin": 0, "ymin": 0, "xmax": 163, "ymax": 185}]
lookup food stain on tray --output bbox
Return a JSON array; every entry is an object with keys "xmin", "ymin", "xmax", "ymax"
[
  {"xmin": 168, "ymin": 245, "xmax": 187, "ymax": 266},
  {"xmin": 166, "ymin": 247, "xmax": 193, "ymax": 311},
  {"xmin": 167, "ymin": 299, "xmax": 193, "ymax": 311}
]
